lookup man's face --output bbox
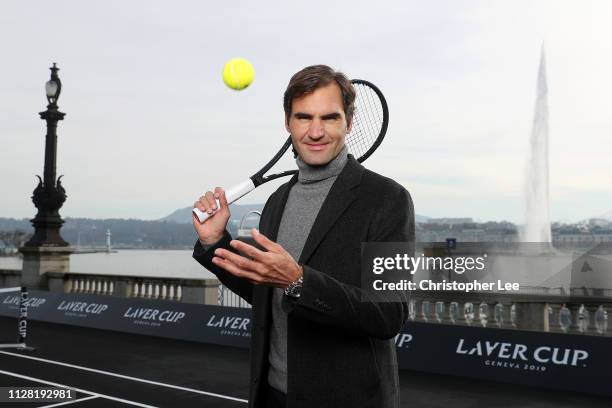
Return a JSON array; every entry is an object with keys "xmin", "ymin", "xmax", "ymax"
[{"xmin": 286, "ymin": 82, "xmax": 351, "ymax": 166}]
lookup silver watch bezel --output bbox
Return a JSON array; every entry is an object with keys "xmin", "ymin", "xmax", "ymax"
[{"xmin": 284, "ymin": 276, "xmax": 303, "ymax": 298}]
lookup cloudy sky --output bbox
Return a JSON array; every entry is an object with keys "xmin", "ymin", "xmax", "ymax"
[{"xmin": 1, "ymin": 0, "xmax": 610, "ymax": 223}]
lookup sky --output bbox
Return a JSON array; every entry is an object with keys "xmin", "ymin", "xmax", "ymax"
[{"xmin": 0, "ymin": 0, "xmax": 611, "ymax": 223}]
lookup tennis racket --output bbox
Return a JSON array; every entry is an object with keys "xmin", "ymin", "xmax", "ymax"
[{"xmin": 193, "ymin": 79, "xmax": 389, "ymax": 223}]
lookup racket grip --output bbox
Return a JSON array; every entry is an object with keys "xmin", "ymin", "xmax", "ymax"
[{"xmin": 192, "ymin": 178, "xmax": 256, "ymax": 223}]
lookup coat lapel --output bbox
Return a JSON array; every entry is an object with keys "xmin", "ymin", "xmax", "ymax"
[{"xmin": 299, "ymin": 155, "xmax": 364, "ymax": 264}]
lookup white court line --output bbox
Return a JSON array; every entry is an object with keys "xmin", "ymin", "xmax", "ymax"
[
  {"xmin": 0, "ymin": 369, "xmax": 157, "ymax": 407},
  {"xmin": 0, "ymin": 343, "xmax": 25, "ymax": 349},
  {"xmin": 0, "ymin": 287, "xmax": 21, "ymax": 294},
  {"xmin": 0, "ymin": 350, "xmax": 248, "ymax": 404},
  {"xmin": 39, "ymin": 395, "xmax": 98, "ymax": 407}
]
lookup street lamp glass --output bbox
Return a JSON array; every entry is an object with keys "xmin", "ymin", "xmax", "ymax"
[{"xmin": 45, "ymin": 80, "xmax": 58, "ymax": 99}]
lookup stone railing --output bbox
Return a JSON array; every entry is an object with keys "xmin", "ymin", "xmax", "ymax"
[
  {"xmin": 218, "ymin": 284, "xmax": 251, "ymax": 308},
  {"xmin": 218, "ymin": 280, "xmax": 610, "ymax": 335},
  {"xmin": 3, "ymin": 269, "xmax": 609, "ymax": 334},
  {"xmin": 3, "ymin": 268, "xmax": 248, "ymax": 307},
  {"xmin": 46, "ymin": 272, "xmax": 220, "ymax": 305},
  {"xmin": 407, "ymin": 287, "xmax": 610, "ymax": 336},
  {"xmin": 0, "ymin": 269, "xmax": 21, "ymax": 288}
]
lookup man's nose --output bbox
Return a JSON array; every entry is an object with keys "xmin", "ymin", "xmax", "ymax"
[{"xmin": 307, "ymin": 119, "xmax": 324, "ymax": 139}]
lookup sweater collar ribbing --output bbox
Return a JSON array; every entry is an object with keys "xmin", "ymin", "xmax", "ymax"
[{"xmin": 296, "ymin": 145, "xmax": 348, "ymax": 183}]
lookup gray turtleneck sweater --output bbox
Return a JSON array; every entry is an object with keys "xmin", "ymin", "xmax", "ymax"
[{"xmin": 267, "ymin": 145, "xmax": 348, "ymax": 393}]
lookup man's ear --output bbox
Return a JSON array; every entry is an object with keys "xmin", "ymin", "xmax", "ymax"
[
  {"xmin": 346, "ymin": 116, "xmax": 353, "ymax": 134},
  {"xmin": 289, "ymin": 136, "xmax": 298, "ymax": 158},
  {"xmin": 285, "ymin": 115, "xmax": 291, "ymax": 133}
]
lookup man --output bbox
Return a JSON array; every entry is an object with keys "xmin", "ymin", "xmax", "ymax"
[{"xmin": 193, "ymin": 65, "xmax": 414, "ymax": 408}]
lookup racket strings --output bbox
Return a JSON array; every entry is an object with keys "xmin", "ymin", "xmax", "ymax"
[{"xmin": 347, "ymin": 84, "xmax": 384, "ymax": 160}]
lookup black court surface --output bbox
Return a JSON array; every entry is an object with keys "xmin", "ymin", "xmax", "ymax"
[{"xmin": 0, "ymin": 317, "xmax": 610, "ymax": 408}]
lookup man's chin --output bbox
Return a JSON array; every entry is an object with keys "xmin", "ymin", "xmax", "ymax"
[{"xmin": 300, "ymin": 154, "xmax": 332, "ymax": 167}]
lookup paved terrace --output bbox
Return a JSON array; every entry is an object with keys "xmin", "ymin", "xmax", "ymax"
[{"xmin": 0, "ymin": 317, "xmax": 609, "ymax": 407}]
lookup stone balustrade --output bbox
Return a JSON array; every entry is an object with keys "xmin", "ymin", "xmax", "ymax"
[
  {"xmin": 2, "ymin": 268, "xmax": 608, "ymax": 334},
  {"xmin": 407, "ymin": 288, "xmax": 610, "ymax": 336},
  {"xmin": 45, "ymin": 272, "xmax": 220, "ymax": 305}
]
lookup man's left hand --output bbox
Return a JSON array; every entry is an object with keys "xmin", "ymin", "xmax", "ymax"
[{"xmin": 212, "ymin": 229, "xmax": 303, "ymax": 288}]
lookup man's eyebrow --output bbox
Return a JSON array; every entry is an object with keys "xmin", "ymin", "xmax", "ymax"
[
  {"xmin": 293, "ymin": 112, "xmax": 342, "ymax": 120},
  {"xmin": 321, "ymin": 112, "xmax": 342, "ymax": 120},
  {"xmin": 293, "ymin": 112, "xmax": 313, "ymax": 119}
]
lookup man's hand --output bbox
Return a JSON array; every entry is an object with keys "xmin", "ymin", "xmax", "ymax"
[
  {"xmin": 192, "ymin": 187, "xmax": 231, "ymax": 245},
  {"xmin": 212, "ymin": 229, "xmax": 303, "ymax": 288}
]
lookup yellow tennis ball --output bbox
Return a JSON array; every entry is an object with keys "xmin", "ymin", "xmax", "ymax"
[{"xmin": 222, "ymin": 58, "xmax": 255, "ymax": 90}]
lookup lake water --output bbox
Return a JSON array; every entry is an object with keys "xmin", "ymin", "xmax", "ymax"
[{"xmin": 0, "ymin": 250, "xmax": 214, "ymax": 280}]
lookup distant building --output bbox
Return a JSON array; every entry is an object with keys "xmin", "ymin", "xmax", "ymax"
[
  {"xmin": 589, "ymin": 218, "xmax": 612, "ymax": 227},
  {"xmin": 0, "ymin": 239, "xmax": 16, "ymax": 255},
  {"xmin": 106, "ymin": 229, "xmax": 112, "ymax": 253},
  {"xmin": 553, "ymin": 233, "xmax": 612, "ymax": 246}
]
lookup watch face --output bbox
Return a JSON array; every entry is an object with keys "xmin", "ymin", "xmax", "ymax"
[{"xmin": 284, "ymin": 278, "xmax": 302, "ymax": 298}]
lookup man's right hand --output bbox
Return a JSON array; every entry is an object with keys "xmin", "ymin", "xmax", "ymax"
[{"xmin": 192, "ymin": 187, "xmax": 231, "ymax": 245}]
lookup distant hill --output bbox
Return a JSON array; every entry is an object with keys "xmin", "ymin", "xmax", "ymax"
[
  {"xmin": 0, "ymin": 217, "xmax": 196, "ymax": 249},
  {"xmin": 0, "ymin": 218, "xmax": 31, "ymax": 232},
  {"xmin": 600, "ymin": 210, "xmax": 612, "ymax": 221},
  {"xmin": 161, "ymin": 203, "xmax": 264, "ymax": 224},
  {"xmin": 162, "ymin": 204, "xmax": 430, "ymax": 224},
  {"xmin": 576, "ymin": 210, "xmax": 612, "ymax": 224},
  {"xmin": 0, "ymin": 209, "xmax": 431, "ymax": 250}
]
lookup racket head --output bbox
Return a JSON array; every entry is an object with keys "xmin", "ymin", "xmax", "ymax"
[{"xmin": 346, "ymin": 79, "xmax": 389, "ymax": 163}]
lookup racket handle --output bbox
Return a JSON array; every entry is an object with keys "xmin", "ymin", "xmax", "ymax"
[{"xmin": 192, "ymin": 178, "xmax": 256, "ymax": 223}]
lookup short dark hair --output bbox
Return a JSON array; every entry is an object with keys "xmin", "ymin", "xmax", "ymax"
[{"xmin": 283, "ymin": 65, "xmax": 355, "ymax": 125}]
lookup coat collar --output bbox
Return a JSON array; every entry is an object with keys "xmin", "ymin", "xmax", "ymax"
[{"xmin": 265, "ymin": 154, "xmax": 365, "ymax": 263}]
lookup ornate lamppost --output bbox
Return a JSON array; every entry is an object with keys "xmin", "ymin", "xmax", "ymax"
[
  {"xmin": 20, "ymin": 64, "xmax": 73, "ymax": 288},
  {"xmin": 24, "ymin": 63, "xmax": 69, "ymax": 247}
]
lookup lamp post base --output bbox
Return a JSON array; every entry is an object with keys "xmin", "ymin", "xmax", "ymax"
[{"xmin": 18, "ymin": 246, "xmax": 74, "ymax": 290}]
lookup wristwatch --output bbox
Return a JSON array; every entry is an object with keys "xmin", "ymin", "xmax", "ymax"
[{"xmin": 284, "ymin": 276, "xmax": 303, "ymax": 299}]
